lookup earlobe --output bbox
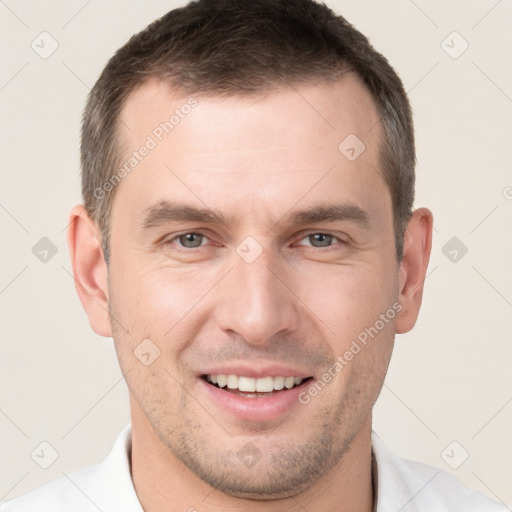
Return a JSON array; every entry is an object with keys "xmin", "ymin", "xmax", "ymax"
[
  {"xmin": 395, "ymin": 208, "xmax": 433, "ymax": 334},
  {"xmin": 67, "ymin": 205, "xmax": 112, "ymax": 337}
]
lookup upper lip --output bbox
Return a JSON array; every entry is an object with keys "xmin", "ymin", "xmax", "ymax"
[{"xmin": 199, "ymin": 364, "xmax": 312, "ymax": 379}]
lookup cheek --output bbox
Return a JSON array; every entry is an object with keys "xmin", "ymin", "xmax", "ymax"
[
  {"xmin": 296, "ymin": 265, "xmax": 398, "ymax": 349},
  {"xmin": 109, "ymin": 270, "xmax": 197, "ymax": 406},
  {"xmin": 121, "ymin": 268, "xmax": 216, "ymax": 347}
]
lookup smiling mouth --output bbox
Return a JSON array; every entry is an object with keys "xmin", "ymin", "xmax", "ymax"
[{"xmin": 202, "ymin": 374, "xmax": 313, "ymax": 398}]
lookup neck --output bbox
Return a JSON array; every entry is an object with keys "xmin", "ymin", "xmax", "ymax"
[{"xmin": 130, "ymin": 401, "xmax": 374, "ymax": 512}]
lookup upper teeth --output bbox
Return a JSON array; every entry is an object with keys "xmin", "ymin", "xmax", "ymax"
[{"xmin": 206, "ymin": 374, "xmax": 304, "ymax": 392}]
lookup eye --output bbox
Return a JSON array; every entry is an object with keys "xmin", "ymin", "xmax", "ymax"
[
  {"xmin": 296, "ymin": 233, "xmax": 341, "ymax": 248},
  {"xmin": 168, "ymin": 232, "xmax": 209, "ymax": 249}
]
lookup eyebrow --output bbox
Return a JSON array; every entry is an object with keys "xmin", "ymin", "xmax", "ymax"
[
  {"xmin": 286, "ymin": 203, "xmax": 369, "ymax": 227},
  {"xmin": 139, "ymin": 200, "xmax": 370, "ymax": 230},
  {"xmin": 140, "ymin": 201, "xmax": 232, "ymax": 229}
]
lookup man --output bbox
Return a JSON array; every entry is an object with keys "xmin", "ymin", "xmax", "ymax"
[{"xmin": 1, "ymin": 0, "xmax": 506, "ymax": 511}]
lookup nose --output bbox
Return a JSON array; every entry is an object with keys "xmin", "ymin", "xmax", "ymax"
[{"xmin": 213, "ymin": 244, "xmax": 299, "ymax": 346}]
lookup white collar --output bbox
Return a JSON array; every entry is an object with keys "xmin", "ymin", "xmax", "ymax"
[{"xmin": 3, "ymin": 424, "xmax": 505, "ymax": 511}]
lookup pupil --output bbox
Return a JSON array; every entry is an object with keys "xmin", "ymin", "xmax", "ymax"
[
  {"xmin": 180, "ymin": 233, "xmax": 202, "ymax": 247},
  {"xmin": 311, "ymin": 233, "xmax": 331, "ymax": 247}
]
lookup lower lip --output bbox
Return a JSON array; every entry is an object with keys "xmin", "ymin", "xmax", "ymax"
[{"xmin": 199, "ymin": 378, "xmax": 311, "ymax": 422}]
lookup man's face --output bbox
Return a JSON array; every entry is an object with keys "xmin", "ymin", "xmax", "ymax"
[{"xmin": 108, "ymin": 76, "xmax": 399, "ymax": 498}]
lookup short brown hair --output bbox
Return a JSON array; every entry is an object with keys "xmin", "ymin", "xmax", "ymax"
[{"xmin": 81, "ymin": 0, "xmax": 415, "ymax": 264}]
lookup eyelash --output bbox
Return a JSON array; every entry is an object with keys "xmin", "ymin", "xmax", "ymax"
[{"xmin": 162, "ymin": 231, "xmax": 346, "ymax": 251}]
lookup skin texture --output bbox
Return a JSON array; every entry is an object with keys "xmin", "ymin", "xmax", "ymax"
[{"xmin": 67, "ymin": 74, "xmax": 432, "ymax": 511}]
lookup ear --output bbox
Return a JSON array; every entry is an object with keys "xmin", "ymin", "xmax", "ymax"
[
  {"xmin": 395, "ymin": 207, "xmax": 433, "ymax": 334},
  {"xmin": 67, "ymin": 205, "xmax": 112, "ymax": 337}
]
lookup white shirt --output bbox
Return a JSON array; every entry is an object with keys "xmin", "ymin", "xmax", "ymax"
[{"xmin": 1, "ymin": 424, "xmax": 507, "ymax": 512}]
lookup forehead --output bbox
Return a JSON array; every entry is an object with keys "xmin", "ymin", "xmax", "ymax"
[
  {"xmin": 119, "ymin": 75, "xmax": 381, "ymax": 154},
  {"xmin": 112, "ymin": 75, "xmax": 388, "ymax": 230}
]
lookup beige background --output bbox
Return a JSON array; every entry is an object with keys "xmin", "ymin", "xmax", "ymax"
[{"xmin": 1, "ymin": 0, "xmax": 511, "ymax": 506}]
